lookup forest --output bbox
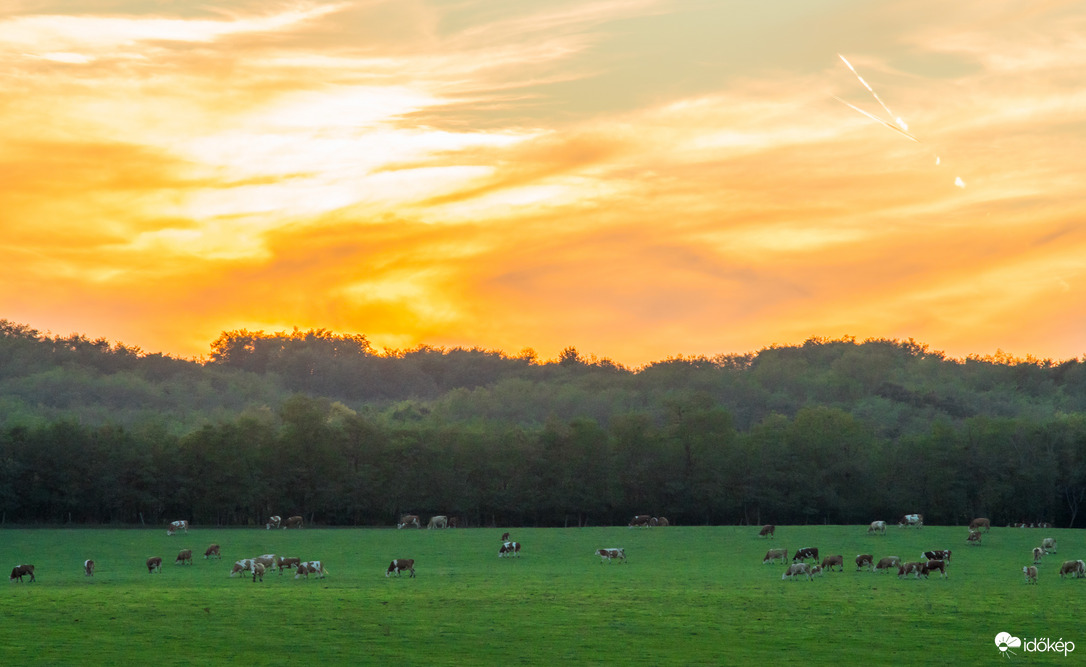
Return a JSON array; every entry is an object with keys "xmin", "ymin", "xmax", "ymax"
[{"xmin": 2, "ymin": 319, "xmax": 1085, "ymax": 529}]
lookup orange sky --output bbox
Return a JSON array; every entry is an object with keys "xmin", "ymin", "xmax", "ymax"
[{"xmin": 2, "ymin": 0, "xmax": 1085, "ymax": 365}]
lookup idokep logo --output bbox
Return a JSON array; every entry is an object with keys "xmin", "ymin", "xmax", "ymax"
[{"xmin": 995, "ymin": 632, "xmax": 1075, "ymax": 658}]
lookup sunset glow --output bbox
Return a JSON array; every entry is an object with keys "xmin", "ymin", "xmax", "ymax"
[{"xmin": 3, "ymin": 0, "xmax": 1085, "ymax": 365}]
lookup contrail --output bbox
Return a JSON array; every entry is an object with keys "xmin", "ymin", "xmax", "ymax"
[
  {"xmin": 838, "ymin": 54, "xmax": 907, "ymax": 131},
  {"xmin": 831, "ymin": 95, "xmax": 919, "ymax": 142}
]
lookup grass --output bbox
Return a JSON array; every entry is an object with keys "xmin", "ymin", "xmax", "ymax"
[{"xmin": 1, "ymin": 525, "xmax": 1083, "ymax": 665}]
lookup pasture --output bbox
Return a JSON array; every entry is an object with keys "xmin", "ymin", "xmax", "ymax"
[{"xmin": 1, "ymin": 525, "xmax": 1082, "ymax": 665}]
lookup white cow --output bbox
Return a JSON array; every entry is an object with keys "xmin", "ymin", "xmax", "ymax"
[
  {"xmin": 898, "ymin": 514, "xmax": 923, "ymax": 529},
  {"xmin": 167, "ymin": 520, "xmax": 188, "ymax": 536},
  {"xmin": 596, "ymin": 548, "xmax": 626, "ymax": 563},
  {"xmin": 867, "ymin": 521, "xmax": 886, "ymax": 535},
  {"xmin": 427, "ymin": 515, "xmax": 448, "ymax": 529},
  {"xmin": 295, "ymin": 561, "xmax": 327, "ymax": 579},
  {"xmin": 266, "ymin": 516, "xmax": 281, "ymax": 530},
  {"xmin": 782, "ymin": 563, "xmax": 813, "ymax": 581},
  {"xmin": 1042, "ymin": 537, "xmax": 1057, "ymax": 554}
]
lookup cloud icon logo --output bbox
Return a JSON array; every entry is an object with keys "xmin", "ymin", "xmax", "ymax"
[{"xmin": 995, "ymin": 632, "xmax": 1022, "ymax": 655}]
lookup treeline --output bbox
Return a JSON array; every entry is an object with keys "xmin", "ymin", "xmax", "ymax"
[{"xmin": 1, "ymin": 320, "xmax": 1085, "ymax": 527}]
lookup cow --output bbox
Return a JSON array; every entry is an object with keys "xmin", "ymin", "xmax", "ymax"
[
  {"xmin": 966, "ymin": 531, "xmax": 982, "ymax": 546},
  {"xmin": 283, "ymin": 516, "xmax": 303, "ymax": 529},
  {"xmin": 167, "ymin": 520, "xmax": 188, "ymax": 536},
  {"xmin": 397, "ymin": 515, "xmax": 420, "ymax": 529},
  {"xmin": 867, "ymin": 521, "xmax": 886, "ymax": 535},
  {"xmin": 925, "ymin": 559, "xmax": 948, "ymax": 578},
  {"xmin": 501, "ymin": 532, "xmax": 510, "ymax": 541},
  {"xmin": 656, "ymin": 517, "xmax": 670, "ymax": 527},
  {"xmin": 1033, "ymin": 547, "xmax": 1044, "ymax": 564},
  {"xmin": 252, "ymin": 562, "xmax": 266, "ymax": 582},
  {"xmin": 596, "ymin": 548, "xmax": 626, "ymax": 563},
  {"xmin": 499, "ymin": 542, "xmax": 521, "ymax": 558},
  {"xmin": 295, "ymin": 561, "xmax": 326, "ymax": 579},
  {"xmin": 10, "ymin": 564, "xmax": 35, "ymax": 582},
  {"xmin": 875, "ymin": 556, "xmax": 901, "ymax": 572},
  {"xmin": 386, "ymin": 559, "xmax": 415, "ymax": 578},
  {"xmin": 277, "ymin": 556, "xmax": 301, "ymax": 574},
  {"xmin": 1042, "ymin": 538, "xmax": 1057, "ymax": 554},
  {"xmin": 898, "ymin": 514, "xmax": 923, "ymax": 528},
  {"xmin": 230, "ymin": 559, "xmax": 256, "ymax": 577},
  {"xmin": 174, "ymin": 549, "xmax": 192, "ymax": 565},
  {"xmin": 254, "ymin": 554, "xmax": 277, "ymax": 573},
  {"xmin": 84, "ymin": 560, "xmax": 95, "ymax": 577},
  {"xmin": 629, "ymin": 515, "xmax": 652, "ymax": 528},
  {"xmin": 923, "ymin": 550, "xmax": 952, "ymax": 562},
  {"xmin": 897, "ymin": 561, "xmax": 926, "ymax": 579},
  {"xmin": 1023, "ymin": 565, "xmax": 1038, "ymax": 584},
  {"xmin": 1059, "ymin": 560, "xmax": 1085, "ymax": 579},
  {"xmin": 820, "ymin": 555, "xmax": 844, "ymax": 572},
  {"xmin": 793, "ymin": 547, "xmax": 819, "ymax": 563},
  {"xmin": 782, "ymin": 563, "xmax": 813, "ymax": 581},
  {"xmin": 759, "ymin": 524, "xmax": 775, "ymax": 538},
  {"xmin": 809, "ymin": 564, "xmax": 823, "ymax": 578},
  {"xmin": 146, "ymin": 557, "xmax": 162, "ymax": 574},
  {"xmin": 266, "ymin": 516, "xmax": 281, "ymax": 530},
  {"xmin": 763, "ymin": 549, "xmax": 788, "ymax": 565},
  {"xmin": 969, "ymin": 517, "xmax": 991, "ymax": 532},
  {"xmin": 427, "ymin": 515, "xmax": 448, "ymax": 529},
  {"xmin": 204, "ymin": 544, "xmax": 221, "ymax": 560},
  {"xmin": 855, "ymin": 554, "xmax": 874, "ymax": 571}
]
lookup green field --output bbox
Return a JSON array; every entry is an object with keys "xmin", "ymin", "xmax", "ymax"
[{"xmin": 1, "ymin": 525, "xmax": 1082, "ymax": 665}]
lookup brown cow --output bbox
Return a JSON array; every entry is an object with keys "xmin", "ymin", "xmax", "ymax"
[
  {"xmin": 897, "ymin": 561, "xmax": 926, "ymax": 579},
  {"xmin": 204, "ymin": 544, "xmax": 221, "ymax": 560},
  {"xmin": 656, "ymin": 517, "xmax": 670, "ymax": 527},
  {"xmin": 1059, "ymin": 560, "xmax": 1085, "ymax": 579},
  {"xmin": 277, "ymin": 556, "xmax": 301, "ymax": 574},
  {"xmin": 386, "ymin": 559, "xmax": 415, "ymax": 578},
  {"xmin": 925, "ymin": 559, "xmax": 948, "ymax": 578},
  {"xmin": 499, "ymin": 542, "xmax": 521, "ymax": 558},
  {"xmin": 252, "ymin": 562, "xmax": 266, "ymax": 582},
  {"xmin": 820, "ymin": 555, "xmax": 844, "ymax": 572},
  {"xmin": 1023, "ymin": 565, "xmax": 1038, "ymax": 584},
  {"xmin": 763, "ymin": 549, "xmax": 788, "ymax": 565},
  {"xmin": 875, "ymin": 556, "xmax": 901, "ymax": 572},
  {"xmin": 1032, "ymin": 547, "xmax": 1044, "ymax": 564},
  {"xmin": 759, "ymin": 525, "xmax": 775, "ymax": 539},
  {"xmin": 295, "ymin": 561, "xmax": 327, "ymax": 580},
  {"xmin": 146, "ymin": 557, "xmax": 162, "ymax": 574},
  {"xmin": 969, "ymin": 518, "xmax": 991, "ymax": 532},
  {"xmin": 855, "ymin": 554, "xmax": 874, "ymax": 571},
  {"xmin": 629, "ymin": 515, "xmax": 652, "ymax": 528},
  {"xmin": 501, "ymin": 532, "xmax": 511, "ymax": 542},
  {"xmin": 84, "ymin": 560, "xmax": 95, "ymax": 577},
  {"xmin": 397, "ymin": 515, "xmax": 420, "ymax": 529},
  {"xmin": 167, "ymin": 520, "xmax": 188, "ymax": 536},
  {"xmin": 10, "ymin": 564, "xmax": 35, "ymax": 582},
  {"xmin": 967, "ymin": 531, "xmax": 982, "ymax": 546},
  {"xmin": 596, "ymin": 548, "xmax": 626, "ymax": 563},
  {"xmin": 283, "ymin": 516, "xmax": 303, "ymax": 529},
  {"xmin": 174, "ymin": 549, "xmax": 192, "ymax": 565}
]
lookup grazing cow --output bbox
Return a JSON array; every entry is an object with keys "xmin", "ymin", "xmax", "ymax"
[
  {"xmin": 793, "ymin": 547, "xmax": 819, "ymax": 563},
  {"xmin": 809, "ymin": 565, "xmax": 823, "ymax": 577},
  {"xmin": 1059, "ymin": 560, "xmax": 1085, "ymax": 579},
  {"xmin": 167, "ymin": 520, "xmax": 188, "ymax": 536},
  {"xmin": 295, "ymin": 561, "xmax": 326, "ymax": 580},
  {"xmin": 146, "ymin": 557, "xmax": 162, "ymax": 574},
  {"xmin": 175, "ymin": 549, "xmax": 192, "ymax": 565},
  {"xmin": 283, "ymin": 516, "xmax": 303, "ymax": 529},
  {"xmin": 656, "ymin": 517, "xmax": 670, "ymax": 527},
  {"xmin": 1023, "ymin": 565, "xmax": 1038, "ymax": 584},
  {"xmin": 855, "ymin": 554, "xmax": 874, "ymax": 571},
  {"xmin": 868, "ymin": 521, "xmax": 886, "ymax": 535},
  {"xmin": 204, "ymin": 544, "xmax": 221, "ymax": 560},
  {"xmin": 596, "ymin": 548, "xmax": 626, "ymax": 563},
  {"xmin": 230, "ymin": 559, "xmax": 256, "ymax": 577},
  {"xmin": 1033, "ymin": 547, "xmax": 1044, "ymax": 564},
  {"xmin": 501, "ymin": 532, "xmax": 510, "ymax": 541},
  {"xmin": 386, "ymin": 559, "xmax": 415, "ymax": 578},
  {"xmin": 498, "ymin": 542, "xmax": 521, "ymax": 558},
  {"xmin": 782, "ymin": 563, "xmax": 813, "ymax": 581},
  {"xmin": 875, "ymin": 556, "xmax": 901, "ymax": 572},
  {"xmin": 969, "ymin": 518, "xmax": 991, "ymax": 532},
  {"xmin": 629, "ymin": 515, "xmax": 652, "ymax": 528},
  {"xmin": 898, "ymin": 514, "xmax": 923, "ymax": 528},
  {"xmin": 820, "ymin": 555, "xmax": 844, "ymax": 572},
  {"xmin": 254, "ymin": 554, "xmax": 277, "ymax": 574},
  {"xmin": 252, "ymin": 563, "xmax": 265, "ymax": 582},
  {"xmin": 923, "ymin": 550, "xmax": 952, "ymax": 562},
  {"xmin": 427, "ymin": 515, "xmax": 448, "ymax": 529},
  {"xmin": 277, "ymin": 556, "xmax": 301, "ymax": 574},
  {"xmin": 10, "ymin": 564, "xmax": 36, "ymax": 582},
  {"xmin": 925, "ymin": 560, "xmax": 948, "ymax": 578},
  {"xmin": 898, "ymin": 561, "xmax": 926, "ymax": 579},
  {"xmin": 84, "ymin": 560, "xmax": 95, "ymax": 577},
  {"xmin": 397, "ymin": 515, "xmax": 420, "ymax": 529},
  {"xmin": 266, "ymin": 516, "xmax": 281, "ymax": 530},
  {"xmin": 966, "ymin": 531, "xmax": 982, "ymax": 546},
  {"xmin": 1042, "ymin": 537, "xmax": 1057, "ymax": 553},
  {"xmin": 763, "ymin": 549, "xmax": 788, "ymax": 565},
  {"xmin": 447, "ymin": 517, "xmax": 459, "ymax": 528},
  {"xmin": 759, "ymin": 525, "xmax": 775, "ymax": 538}
]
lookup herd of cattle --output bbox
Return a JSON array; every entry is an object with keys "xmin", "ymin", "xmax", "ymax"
[{"xmin": 758, "ymin": 515, "xmax": 1082, "ymax": 584}]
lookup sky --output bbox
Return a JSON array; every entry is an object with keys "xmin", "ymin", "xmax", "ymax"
[{"xmin": 2, "ymin": 0, "xmax": 1085, "ymax": 366}]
